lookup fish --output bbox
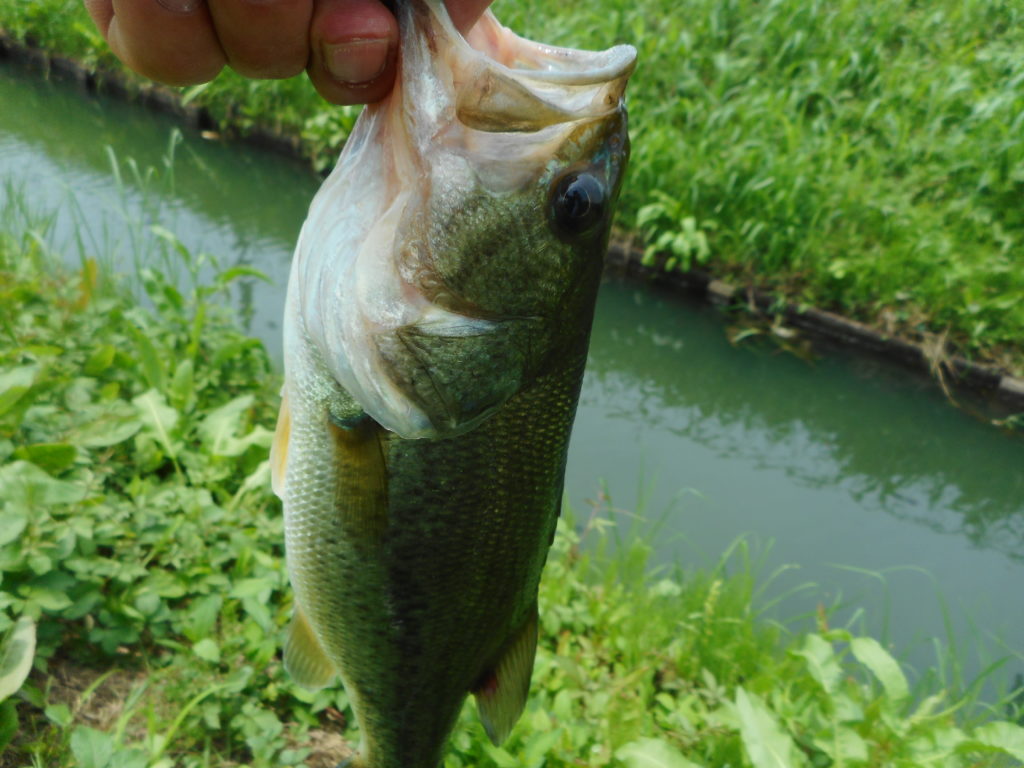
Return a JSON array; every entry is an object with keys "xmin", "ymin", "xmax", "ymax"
[{"xmin": 270, "ymin": 2, "xmax": 635, "ymax": 767}]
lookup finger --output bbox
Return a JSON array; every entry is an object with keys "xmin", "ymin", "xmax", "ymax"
[
  {"xmin": 308, "ymin": 0, "xmax": 398, "ymax": 105},
  {"xmin": 207, "ymin": 0, "xmax": 313, "ymax": 79},
  {"xmin": 83, "ymin": 0, "xmax": 115, "ymax": 35},
  {"xmin": 446, "ymin": 0, "xmax": 492, "ymax": 34},
  {"xmin": 105, "ymin": 0, "xmax": 226, "ymax": 86}
]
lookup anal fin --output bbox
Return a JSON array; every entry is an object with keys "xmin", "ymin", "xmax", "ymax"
[
  {"xmin": 473, "ymin": 606, "xmax": 538, "ymax": 745},
  {"xmin": 284, "ymin": 603, "xmax": 336, "ymax": 690}
]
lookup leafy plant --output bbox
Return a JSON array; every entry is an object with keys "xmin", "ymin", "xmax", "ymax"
[
  {"xmin": 1, "ymin": 225, "xmax": 1023, "ymax": 765},
  {"xmin": 637, "ymin": 192, "xmax": 715, "ymax": 273},
  {"xmin": 0, "ymin": 616, "xmax": 37, "ymax": 751}
]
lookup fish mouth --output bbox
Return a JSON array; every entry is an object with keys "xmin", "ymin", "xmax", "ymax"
[
  {"xmin": 405, "ymin": 3, "xmax": 636, "ymax": 133},
  {"xmin": 463, "ymin": 13, "xmax": 637, "ymax": 88}
]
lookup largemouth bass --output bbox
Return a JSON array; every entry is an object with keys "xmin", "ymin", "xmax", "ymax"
[{"xmin": 272, "ymin": 3, "xmax": 634, "ymax": 767}]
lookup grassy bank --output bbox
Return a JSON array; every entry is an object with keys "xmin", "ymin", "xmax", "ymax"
[
  {"xmin": 1, "ymin": 0, "xmax": 1023, "ymax": 378},
  {"xmin": 2, "ymin": 213, "xmax": 1024, "ymax": 765}
]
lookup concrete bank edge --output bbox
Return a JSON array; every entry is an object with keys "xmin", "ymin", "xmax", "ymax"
[
  {"xmin": 606, "ymin": 243, "xmax": 1024, "ymax": 412},
  {"xmin": 3, "ymin": 32, "xmax": 1022, "ymax": 413}
]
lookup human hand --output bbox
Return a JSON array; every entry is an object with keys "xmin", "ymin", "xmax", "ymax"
[{"xmin": 82, "ymin": 0, "xmax": 493, "ymax": 105}]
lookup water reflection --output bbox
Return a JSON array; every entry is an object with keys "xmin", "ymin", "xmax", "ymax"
[
  {"xmin": 0, "ymin": 61, "xmax": 316, "ymax": 244},
  {"xmin": 0, "ymin": 58, "xmax": 319, "ymax": 347},
  {"xmin": 582, "ymin": 284, "xmax": 1024, "ymax": 557}
]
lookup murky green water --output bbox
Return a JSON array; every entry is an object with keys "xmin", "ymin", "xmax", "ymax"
[
  {"xmin": 0, "ymin": 57, "xmax": 318, "ymax": 347},
  {"xmin": 3, "ymin": 59, "xmax": 1022, "ymax": 692}
]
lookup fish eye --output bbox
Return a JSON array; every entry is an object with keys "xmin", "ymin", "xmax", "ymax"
[{"xmin": 550, "ymin": 172, "xmax": 607, "ymax": 239}]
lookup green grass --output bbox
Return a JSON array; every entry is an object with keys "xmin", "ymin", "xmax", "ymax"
[
  {"xmin": 1, "ymin": 0, "xmax": 1023, "ymax": 376},
  {"xmin": 1, "ymin": 207, "xmax": 1024, "ymax": 766}
]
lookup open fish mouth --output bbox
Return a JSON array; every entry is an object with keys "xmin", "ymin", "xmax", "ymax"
[{"xmin": 452, "ymin": 10, "xmax": 637, "ymax": 130}]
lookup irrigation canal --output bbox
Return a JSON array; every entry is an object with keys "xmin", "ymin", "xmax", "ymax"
[{"xmin": 2, "ymin": 57, "xmax": 1022, "ymax": 696}]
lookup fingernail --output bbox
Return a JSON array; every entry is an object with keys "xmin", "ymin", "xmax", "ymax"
[
  {"xmin": 155, "ymin": 0, "xmax": 203, "ymax": 12},
  {"xmin": 324, "ymin": 39, "xmax": 390, "ymax": 86}
]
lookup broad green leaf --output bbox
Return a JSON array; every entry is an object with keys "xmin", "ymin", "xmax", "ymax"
[
  {"xmin": 735, "ymin": 687, "xmax": 804, "ymax": 768},
  {"xmin": 850, "ymin": 637, "xmax": 909, "ymax": 703},
  {"xmin": 74, "ymin": 404, "xmax": 142, "ymax": 448},
  {"xmin": 240, "ymin": 597, "xmax": 273, "ymax": 632},
  {"xmin": 481, "ymin": 743, "xmax": 518, "ymax": 768},
  {"xmin": 211, "ymin": 337, "xmax": 264, "ymax": 369},
  {"xmin": 231, "ymin": 460, "xmax": 271, "ymax": 505},
  {"xmin": 132, "ymin": 389, "xmax": 179, "ymax": 458},
  {"xmin": 0, "ymin": 512, "xmax": 27, "ymax": 547},
  {"xmin": 198, "ymin": 395, "xmax": 273, "ymax": 457},
  {"xmin": 0, "ymin": 616, "xmax": 36, "ymax": 702},
  {"xmin": 193, "ymin": 638, "xmax": 221, "ymax": 663},
  {"xmin": 181, "ymin": 595, "xmax": 223, "ymax": 642},
  {"xmin": 133, "ymin": 591, "xmax": 160, "ymax": 616},
  {"xmin": 126, "ymin": 324, "xmax": 166, "ymax": 392},
  {"xmin": 830, "ymin": 689, "xmax": 865, "ymax": 723},
  {"xmin": 960, "ymin": 721, "xmax": 1024, "ymax": 761},
  {"xmin": 919, "ymin": 724, "xmax": 967, "ymax": 758},
  {"xmin": 12, "ymin": 443, "xmax": 77, "ymax": 472},
  {"xmin": 109, "ymin": 748, "xmax": 149, "ymax": 768},
  {"xmin": 20, "ymin": 585, "xmax": 73, "ymax": 612},
  {"xmin": 45, "ymin": 702, "xmax": 73, "ymax": 727},
  {"xmin": 0, "ymin": 365, "xmax": 37, "ymax": 417},
  {"xmin": 229, "ymin": 577, "xmax": 276, "ymax": 599},
  {"xmin": 83, "ymin": 344, "xmax": 117, "ymax": 376},
  {"xmin": 70, "ymin": 725, "xmax": 115, "ymax": 768},
  {"xmin": 616, "ymin": 737, "xmax": 705, "ymax": 768},
  {"xmin": 0, "ymin": 461, "xmax": 87, "ymax": 509},
  {"xmin": 141, "ymin": 571, "xmax": 187, "ymax": 599},
  {"xmin": 813, "ymin": 726, "xmax": 868, "ymax": 762},
  {"xmin": 169, "ymin": 358, "xmax": 194, "ymax": 410},
  {"xmin": 793, "ymin": 633, "xmax": 841, "ymax": 695},
  {"xmin": 522, "ymin": 728, "xmax": 563, "ymax": 765},
  {"xmin": 705, "ymin": 698, "xmax": 740, "ymax": 731}
]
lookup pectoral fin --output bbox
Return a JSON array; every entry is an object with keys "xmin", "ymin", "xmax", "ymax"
[
  {"xmin": 473, "ymin": 607, "xmax": 538, "ymax": 745},
  {"xmin": 284, "ymin": 603, "xmax": 336, "ymax": 690},
  {"xmin": 270, "ymin": 392, "xmax": 291, "ymax": 498},
  {"xmin": 329, "ymin": 417, "xmax": 389, "ymax": 541}
]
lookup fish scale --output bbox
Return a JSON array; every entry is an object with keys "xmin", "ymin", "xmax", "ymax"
[{"xmin": 273, "ymin": 1, "xmax": 634, "ymax": 766}]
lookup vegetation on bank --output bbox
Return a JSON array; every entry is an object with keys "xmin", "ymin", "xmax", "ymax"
[
  {"xmin": 1, "ymin": 0, "xmax": 1023, "ymax": 378},
  {"xmin": 2, "ymin": 208, "xmax": 1024, "ymax": 766}
]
